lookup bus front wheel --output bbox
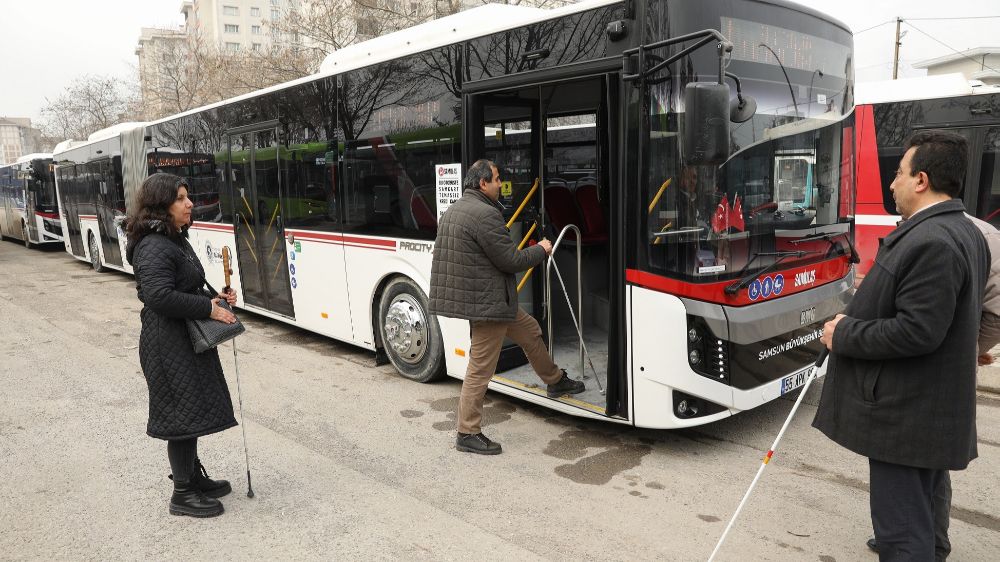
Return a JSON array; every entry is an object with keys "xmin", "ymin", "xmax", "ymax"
[
  {"xmin": 21, "ymin": 222, "xmax": 32, "ymax": 249},
  {"xmin": 378, "ymin": 277, "xmax": 445, "ymax": 383},
  {"xmin": 88, "ymin": 233, "xmax": 106, "ymax": 273}
]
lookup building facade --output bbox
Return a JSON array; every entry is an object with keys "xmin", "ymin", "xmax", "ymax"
[
  {"xmin": 182, "ymin": 0, "xmax": 286, "ymax": 53},
  {"xmin": 913, "ymin": 47, "xmax": 1000, "ymax": 86},
  {"xmin": 0, "ymin": 118, "xmax": 45, "ymax": 166}
]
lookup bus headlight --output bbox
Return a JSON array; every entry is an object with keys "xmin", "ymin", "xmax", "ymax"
[
  {"xmin": 688, "ymin": 327, "xmax": 701, "ymax": 343},
  {"xmin": 688, "ymin": 349, "xmax": 701, "ymax": 364}
]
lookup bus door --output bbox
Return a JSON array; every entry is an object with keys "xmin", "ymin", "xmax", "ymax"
[
  {"xmin": 96, "ymin": 158, "xmax": 124, "ymax": 267},
  {"xmin": 465, "ymin": 75, "xmax": 619, "ymax": 413},
  {"xmin": 227, "ymin": 126, "xmax": 295, "ymax": 318}
]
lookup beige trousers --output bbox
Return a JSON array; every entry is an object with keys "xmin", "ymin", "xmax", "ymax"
[{"xmin": 457, "ymin": 307, "xmax": 563, "ymax": 434}]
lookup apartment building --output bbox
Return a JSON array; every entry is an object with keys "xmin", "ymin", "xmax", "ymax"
[
  {"xmin": 0, "ymin": 117, "xmax": 44, "ymax": 166},
  {"xmin": 182, "ymin": 0, "xmax": 286, "ymax": 53}
]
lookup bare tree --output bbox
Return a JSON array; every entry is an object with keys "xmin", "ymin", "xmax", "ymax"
[{"xmin": 39, "ymin": 74, "xmax": 141, "ymax": 141}]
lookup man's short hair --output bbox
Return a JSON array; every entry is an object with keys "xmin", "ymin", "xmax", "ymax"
[
  {"xmin": 904, "ymin": 130, "xmax": 968, "ymax": 198},
  {"xmin": 464, "ymin": 159, "xmax": 496, "ymax": 190}
]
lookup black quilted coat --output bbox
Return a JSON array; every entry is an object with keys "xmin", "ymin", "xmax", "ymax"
[
  {"xmin": 126, "ymin": 225, "xmax": 237, "ymax": 440},
  {"xmin": 429, "ymin": 188, "xmax": 547, "ymax": 322}
]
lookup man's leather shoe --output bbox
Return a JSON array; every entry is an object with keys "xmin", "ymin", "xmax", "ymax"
[
  {"xmin": 866, "ymin": 535, "xmax": 878, "ymax": 553},
  {"xmin": 456, "ymin": 432, "xmax": 502, "ymax": 455},
  {"xmin": 547, "ymin": 370, "xmax": 586, "ymax": 398}
]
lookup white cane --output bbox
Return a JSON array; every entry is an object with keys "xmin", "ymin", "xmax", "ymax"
[
  {"xmin": 223, "ymin": 247, "xmax": 255, "ymax": 498},
  {"xmin": 707, "ymin": 347, "xmax": 829, "ymax": 562}
]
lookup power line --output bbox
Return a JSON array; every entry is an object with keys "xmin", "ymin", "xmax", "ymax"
[
  {"xmin": 855, "ymin": 20, "xmax": 894, "ymax": 34},
  {"xmin": 904, "ymin": 16, "xmax": 1000, "ymax": 21},
  {"xmin": 903, "ymin": 20, "xmax": 1000, "ymax": 75}
]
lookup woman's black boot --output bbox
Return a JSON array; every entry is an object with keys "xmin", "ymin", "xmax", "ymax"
[
  {"xmin": 169, "ymin": 480, "xmax": 224, "ymax": 518},
  {"xmin": 191, "ymin": 457, "xmax": 232, "ymax": 498}
]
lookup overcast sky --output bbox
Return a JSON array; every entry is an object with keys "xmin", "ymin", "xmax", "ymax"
[{"xmin": 0, "ymin": 0, "xmax": 997, "ymax": 124}]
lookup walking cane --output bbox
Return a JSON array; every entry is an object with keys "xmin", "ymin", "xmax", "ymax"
[
  {"xmin": 707, "ymin": 347, "xmax": 829, "ymax": 561},
  {"xmin": 223, "ymin": 246, "xmax": 255, "ymax": 499}
]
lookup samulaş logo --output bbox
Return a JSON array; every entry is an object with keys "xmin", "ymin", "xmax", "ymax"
[
  {"xmin": 794, "ymin": 269, "xmax": 817, "ymax": 287},
  {"xmin": 204, "ymin": 241, "xmax": 222, "ymax": 264}
]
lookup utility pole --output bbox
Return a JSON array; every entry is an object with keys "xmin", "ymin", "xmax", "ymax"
[{"xmin": 892, "ymin": 17, "xmax": 902, "ymax": 79}]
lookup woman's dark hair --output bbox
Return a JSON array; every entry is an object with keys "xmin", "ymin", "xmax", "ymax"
[
  {"xmin": 124, "ymin": 172, "xmax": 189, "ymax": 241},
  {"xmin": 904, "ymin": 130, "xmax": 968, "ymax": 198},
  {"xmin": 463, "ymin": 159, "xmax": 496, "ymax": 190}
]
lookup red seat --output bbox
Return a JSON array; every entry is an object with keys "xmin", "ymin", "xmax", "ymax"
[
  {"xmin": 574, "ymin": 183, "xmax": 608, "ymax": 244},
  {"xmin": 544, "ymin": 185, "xmax": 582, "ymax": 239}
]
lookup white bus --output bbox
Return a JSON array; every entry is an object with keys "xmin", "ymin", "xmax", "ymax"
[
  {"xmin": 0, "ymin": 153, "xmax": 63, "ymax": 248},
  {"xmin": 54, "ymin": 0, "xmax": 857, "ymax": 428}
]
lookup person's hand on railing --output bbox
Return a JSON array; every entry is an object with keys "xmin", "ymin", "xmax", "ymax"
[{"xmin": 538, "ymin": 238, "xmax": 553, "ymax": 255}]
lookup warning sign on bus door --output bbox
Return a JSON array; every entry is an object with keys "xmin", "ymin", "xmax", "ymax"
[{"xmin": 435, "ymin": 163, "xmax": 462, "ymax": 221}]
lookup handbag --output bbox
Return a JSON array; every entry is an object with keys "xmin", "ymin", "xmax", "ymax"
[{"xmin": 184, "ymin": 257, "xmax": 246, "ymax": 354}]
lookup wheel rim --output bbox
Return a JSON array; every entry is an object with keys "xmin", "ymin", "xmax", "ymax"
[{"xmin": 383, "ymin": 294, "xmax": 428, "ymax": 365}]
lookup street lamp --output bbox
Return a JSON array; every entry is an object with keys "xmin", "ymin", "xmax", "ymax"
[{"xmin": 758, "ymin": 43, "xmax": 799, "ymax": 118}]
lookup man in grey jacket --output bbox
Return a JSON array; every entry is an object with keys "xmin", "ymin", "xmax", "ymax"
[
  {"xmin": 429, "ymin": 159, "xmax": 585, "ymax": 455},
  {"xmin": 814, "ymin": 130, "xmax": 989, "ymax": 560}
]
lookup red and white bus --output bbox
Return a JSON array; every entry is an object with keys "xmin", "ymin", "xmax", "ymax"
[
  {"xmin": 854, "ymin": 73, "xmax": 1000, "ymax": 279},
  {"xmin": 54, "ymin": 0, "xmax": 857, "ymax": 429},
  {"xmin": 0, "ymin": 153, "xmax": 63, "ymax": 248}
]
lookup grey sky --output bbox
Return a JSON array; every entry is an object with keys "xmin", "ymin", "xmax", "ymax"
[{"xmin": 0, "ymin": 0, "xmax": 997, "ymax": 124}]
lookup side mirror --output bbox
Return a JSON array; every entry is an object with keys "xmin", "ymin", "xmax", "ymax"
[{"xmin": 684, "ymin": 82, "xmax": 730, "ymax": 166}]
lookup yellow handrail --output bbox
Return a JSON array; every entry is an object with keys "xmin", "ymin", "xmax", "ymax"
[
  {"xmin": 517, "ymin": 268, "xmax": 534, "ymax": 292},
  {"xmin": 506, "ymin": 177, "xmax": 539, "ymax": 229},
  {"xmin": 647, "ymin": 177, "xmax": 672, "ymax": 214},
  {"xmin": 517, "ymin": 222, "xmax": 538, "ymax": 250}
]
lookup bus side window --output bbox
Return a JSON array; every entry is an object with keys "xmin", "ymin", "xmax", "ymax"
[{"xmin": 977, "ymin": 127, "xmax": 1000, "ymax": 228}]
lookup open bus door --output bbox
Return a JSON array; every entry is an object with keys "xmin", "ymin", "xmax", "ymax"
[
  {"xmin": 464, "ymin": 73, "xmax": 624, "ymax": 418},
  {"xmin": 226, "ymin": 124, "xmax": 296, "ymax": 318}
]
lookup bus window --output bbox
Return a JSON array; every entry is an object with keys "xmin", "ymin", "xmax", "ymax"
[{"xmin": 977, "ymin": 127, "xmax": 1000, "ymax": 227}]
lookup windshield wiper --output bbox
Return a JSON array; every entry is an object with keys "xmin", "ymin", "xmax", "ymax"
[
  {"xmin": 724, "ymin": 250, "xmax": 820, "ymax": 295},
  {"xmin": 790, "ymin": 232, "xmax": 859, "ymax": 264}
]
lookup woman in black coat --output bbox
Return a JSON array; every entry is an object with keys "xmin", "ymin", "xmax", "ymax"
[{"xmin": 124, "ymin": 173, "xmax": 239, "ymax": 518}]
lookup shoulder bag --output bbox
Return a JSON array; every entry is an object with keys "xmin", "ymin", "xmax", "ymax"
[{"xmin": 180, "ymin": 246, "xmax": 246, "ymax": 353}]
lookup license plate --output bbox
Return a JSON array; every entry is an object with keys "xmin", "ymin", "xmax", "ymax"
[{"xmin": 780, "ymin": 369, "xmax": 808, "ymax": 395}]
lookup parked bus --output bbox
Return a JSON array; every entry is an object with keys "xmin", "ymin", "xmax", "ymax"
[
  {"xmin": 854, "ymin": 73, "xmax": 1000, "ymax": 279},
  {"xmin": 0, "ymin": 153, "xmax": 63, "ymax": 248},
  {"xmin": 54, "ymin": 0, "xmax": 856, "ymax": 429}
]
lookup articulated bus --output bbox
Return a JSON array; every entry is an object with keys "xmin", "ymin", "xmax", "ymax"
[
  {"xmin": 854, "ymin": 73, "xmax": 1000, "ymax": 279},
  {"xmin": 0, "ymin": 153, "xmax": 63, "ymax": 248},
  {"xmin": 54, "ymin": 0, "xmax": 856, "ymax": 429}
]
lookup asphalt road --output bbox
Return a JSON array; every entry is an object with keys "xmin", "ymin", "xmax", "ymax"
[{"xmin": 1, "ymin": 240, "xmax": 998, "ymax": 561}]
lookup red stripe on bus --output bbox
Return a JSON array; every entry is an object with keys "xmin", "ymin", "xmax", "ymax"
[
  {"xmin": 78, "ymin": 215, "xmax": 97, "ymax": 220},
  {"xmin": 285, "ymin": 229, "xmax": 398, "ymax": 249},
  {"xmin": 192, "ymin": 222, "xmax": 234, "ymax": 232},
  {"xmin": 35, "ymin": 211, "xmax": 59, "ymax": 220},
  {"xmin": 625, "ymin": 258, "xmax": 850, "ymax": 306}
]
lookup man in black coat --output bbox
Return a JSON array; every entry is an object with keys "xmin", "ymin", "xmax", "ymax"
[
  {"xmin": 813, "ymin": 130, "xmax": 988, "ymax": 560},
  {"xmin": 429, "ymin": 159, "xmax": 585, "ymax": 455}
]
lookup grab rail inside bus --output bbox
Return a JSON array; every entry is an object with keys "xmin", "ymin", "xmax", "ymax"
[{"xmin": 546, "ymin": 224, "xmax": 605, "ymax": 395}]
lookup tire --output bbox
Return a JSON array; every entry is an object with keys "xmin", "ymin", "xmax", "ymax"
[
  {"xmin": 377, "ymin": 277, "xmax": 445, "ymax": 383},
  {"xmin": 88, "ymin": 232, "xmax": 106, "ymax": 273},
  {"xmin": 22, "ymin": 222, "xmax": 32, "ymax": 249}
]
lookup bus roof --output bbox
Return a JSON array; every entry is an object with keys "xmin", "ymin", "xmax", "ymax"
[
  {"xmin": 855, "ymin": 73, "xmax": 1000, "ymax": 105},
  {"xmin": 14, "ymin": 153, "xmax": 53, "ymax": 164},
  {"xmin": 142, "ymin": 0, "xmax": 621, "ymax": 129}
]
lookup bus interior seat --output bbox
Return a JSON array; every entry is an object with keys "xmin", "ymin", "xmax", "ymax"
[
  {"xmin": 544, "ymin": 183, "xmax": 581, "ymax": 239},
  {"xmin": 574, "ymin": 182, "xmax": 608, "ymax": 244},
  {"xmin": 410, "ymin": 186, "xmax": 437, "ymax": 231}
]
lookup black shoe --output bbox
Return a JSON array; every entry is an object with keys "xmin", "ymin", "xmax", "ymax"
[
  {"xmin": 866, "ymin": 535, "xmax": 878, "ymax": 553},
  {"xmin": 169, "ymin": 458, "xmax": 232, "ymax": 499},
  {"xmin": 547, "ymin": 370, "xmax": 586, "ymax": 398},
  {"xmin": 456, "ymin": 432, "xmax": 502, "ymax": 455},
  {"xmin": 169, "ymin": 481, "xmax": 224, "ymax": 518}
]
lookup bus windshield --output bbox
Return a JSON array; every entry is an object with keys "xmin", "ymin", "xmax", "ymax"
[{"xmin": 641, "ymin": 11, "xmax": 854, "ymax": 284}]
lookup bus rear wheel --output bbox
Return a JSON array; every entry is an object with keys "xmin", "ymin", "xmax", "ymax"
[
  {"xmin": 378, "ymin": 277, "xmax": 445, "ymax": 383},
  {"xmin": 88, "ymin": 233, "xmax": 106, "ymax": 273}
]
